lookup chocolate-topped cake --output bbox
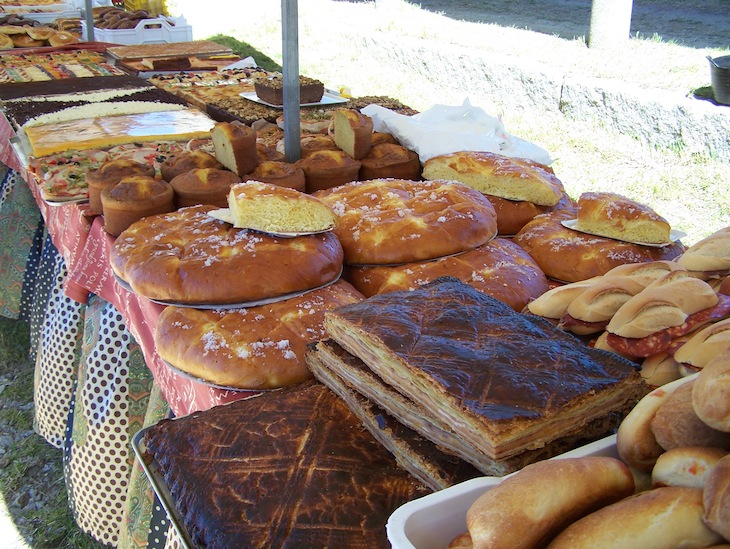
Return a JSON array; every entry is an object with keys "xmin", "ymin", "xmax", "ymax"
[{"xmin": 254, "ymin": 74, "xmax": 324, "ymax": 105}]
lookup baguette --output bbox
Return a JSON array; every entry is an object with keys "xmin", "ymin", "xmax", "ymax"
[
  {"xmin": 466, "ymin": 457, "xmax": 634, "ymax": 549},
  {"xmin": 673, "ymin": 317, "xmax": 730, "ymax": 373},
  {"xmin": 677, "ymin": 226, "xmax": 730, "ymax": 273},
  {"xmin": 525, "ymin": 277, "xmax": 601, "ymax": 320}
]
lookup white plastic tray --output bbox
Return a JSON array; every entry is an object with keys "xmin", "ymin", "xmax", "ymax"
[{"xmin": 386, "ymin": 434, "xmax": 620, "ymax": 549}]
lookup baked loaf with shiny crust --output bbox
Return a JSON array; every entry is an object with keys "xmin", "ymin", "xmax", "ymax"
[
  {"xmin": 422, "ymin": 150, "xmax": 564, "ymax": 206},
  {"xmin": 155, "ymin": 280, "xmax": 363, "ymax": 389},
  {"xmin": 314, "ymin": 179, "xmax": 498, "ymax": 265},
  {"xmin": 486, "ymin": 191, "xmax": 574, "ymax": 236},
  {"xmin": 169, "ymin": 167, "xmax": 241, "ymax": 208},
  {"xmin": 211, "ymin": 121, "xmax": 259, "ymax": 177},
  {"xmin": 332, "ymin": 108, "xmax": 373, "ymax": 159},
  {"xmin": 247, "ymin": 160, "xmax": 306, "ymax": 192},
  {"xmin": 210, "ymin": 181, "xmax": 337, "ymax": 234},
  {"xmin": 466, "ymin": 457, "xmax": 634, "ymax": 549},
  {"xmin": 575, "ymin": 191, "xmax": 672, "ymax": 245},
  {"xmin": 346, "ymin": 238, "xmax": 548, "ymax": 311},
  {"xmin": 358, "ymin": 143, "xmax": 421, "ymax": 181},
  {"xmin": 546, "ymin": 486, "xmax": 724, "ymax": 549},
  {"xmin": 677, "ymin": 226, "xmax": 730, "ymax": 273},
  {"xmin": 693, "ymin": 351, "xmax": 730, "ymax": 432},
  {"xmin": 87, "ymin": 158, "xmax": 156, "ymax": 214},
  {"xmin": 110, "ymin": 205, "xmax": 344, "ymax": 305},
  {"xmin": 295, "ymin": 149, "xmax": 361, "ymax": 193},
  {"xmin": 101, "ymin": 175, "xmax": 174, "ymax": 237},
  {"xmin": 142, "ymin": 381, "xmax": 428, "ymax": 549},
  {"xmin": 160, "ymin": 149, "xmax": 223, "ymax": 182},
  {"xmin": 514, "ymin": 209, "xmax": 685, "ymax": 283}
]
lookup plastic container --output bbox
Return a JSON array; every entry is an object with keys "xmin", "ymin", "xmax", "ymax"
[
  {"xmin": 386, "ymin": 435, "xmax": 620, "ymax": 549},
  {"xmin": 80, "ymin": 15, "xmax": 191, "ymax": 45},
  {"xmin": 708, "ymin": 55, "xmax": 730, "ymax": 106}
]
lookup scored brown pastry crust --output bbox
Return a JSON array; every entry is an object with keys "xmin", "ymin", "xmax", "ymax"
[
  {"xmin": 142, "ymin": 380, "xmax": 429, "ymax": 549},
  {"xmin": 323, "ymin": 277, "xmax": 649, "ymax": 462},
  {"xmin": 345, "ymin": 237, "xmax": 548, "ymax": 311},
  {"xmin": 314, "ymin": 179, "xmax": 498, "ymax": 266},
  {"xmin": 110, "ymin": 205, "xmax": 344, "ymax": 305},
  {"xmin": 514, "ymin": 209, "xmax": 685, "ymax": 283},
  {"xmin": 155, "ymin": 280, "xmax": 364, "ymax": 389}
]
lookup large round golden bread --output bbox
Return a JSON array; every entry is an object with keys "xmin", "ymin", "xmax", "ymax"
[
  {"xmin": 422, "ymin": 150, "xmax": 564, "ymax": 206},
  {"xmin": 110, "ymin": 205, "xmax": 344, "ymax": 305},
  {"xmin": 154, "ymin": 279, "xmax": 364, "ymax": 390},
  {"xmin": 346, "ymin": 238, "xmax": 548, "ymax": 311},
  {"xmin": 314, "ymin": 178, "xmax": 498, "ymax": 265},
  {"xmin": 514, "ymin": 209, "xmax": 685, "ymax": 283}
]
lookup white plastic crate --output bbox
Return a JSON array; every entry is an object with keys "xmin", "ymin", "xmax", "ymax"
[{"xmin": 81, "ymin": 15, "xmax": 191, "ymax": 45}]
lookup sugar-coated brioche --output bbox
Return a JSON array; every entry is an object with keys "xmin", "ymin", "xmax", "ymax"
[
  {"xmin": 677, "ymin": 226, "xmax": 730, "ymax": 272},
  {"xmin": 546, "ymin": 487, "xmax": 724, "ymax": 549},
  {"xmin": 101, "ymin": 175, "xmax": 174, "ymax": 237},
  {"xmin": 692, "ymin": 351, "xmax": 730, "ymax": 432},
  {"xmin": 332, "ymin": 108, "xmax": 374, "ymax": 160},
  {"xmin": 422, "ymin": 150, "xmax": 564, "ymax": 206},
  {"xmin": 169, "ymin": 167, "xmax": 241, "ymax": 208},
  {"xmin": 651, "ymin": 446, "xmax": 728, "ymax": 489},
  {"xmin": 211, "ymin": 121, "xmax": 259, "ymax": 177},
  {"xmin": 314, "ymin": 178, "xmax": 498, "ymax": 265},
  {"xmin": 466, "ymin": 457, "xmax": 634, "ymax": 549},
  {"xmin": 211, "ymin": 181, "xmax": 337, "ymax": 234},
  {"xmin": 574, "ymin": 191, "xmax": 672, "ymax": 245},
  {"xmin": 703, "ymin": 454, "xmax": 730, "ymax": 540}
]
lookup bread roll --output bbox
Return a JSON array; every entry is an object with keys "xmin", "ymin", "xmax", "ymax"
[
  {"xmin": 677, "ymin": 226, "xmax": 730, "ymax": 273},
  {"xmin": 546, "ymin": 487, "xmax": 724, "ymax": 549},
  {"xmin": 210, "ymin": 181, "xmax": 337, "ymax": 234},
  {"xmin": 639, "ymin": 352, "xmax": 681, "ymax": 388},
  {"xmin": 12, "ymin": 34, "xmax": 45, "ymax": 48},
  {"xmin": 616, "ymin": 375, "xmax": 691, "ymax": 472},
  {"xmin": 332, "ymin": 108, "xmax": 373, "ymax": 159},
  {"xmin": 673, "ymin": 318, "xmax": 730, "ymax": 373},
  {"xmin": 211, "ymin": 121, "xmax": 259, "ymax": 177},
  {"xmin": 87, "ymin": 158, "xmax": 156, "ymax": 215},
  {"xmin": 651, "ymin": 446, "xmax": 728, "ymax": 489},
  {"xmin": 650, "ymin": 380, "xmax": 730, "ymax": 451},
  {"xmin": 48, "ymin": 31, "xmax": 78, "ymax": 47},
  {"xmin": 603, "ymin": 260, "xmax": 687, "ymax": 288},
  {"xmin": 693, "ymin": 351, "xmax": 730, "ymax": 432},
  {"xmin": 574, "ymin": 191, "xmax": 672, "ymax": 245},
  {"xmin": 160, "ymin": 149, "xmax": 223, "ymax": 182},
  {"xmin": 422, "ymin": 150, "xmax": 564, "ymax": 206},
  {"xmin": 465, "ymin": 456, "xmax": 634, "ymax": 549},
  {"xmin": 525, "ymin": 277, "xmax": 601, "ymax": 320},
  {"xmin": 703, "ymin": 454, "xmax": 730, "ymax": 540}
]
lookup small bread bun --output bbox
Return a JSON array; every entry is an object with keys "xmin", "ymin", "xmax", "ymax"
[
  {"xmin": 677, "ymin": 226, "xmax": 730, "ymax": 273},
  {"xmin": 101, "ymin": 176, "xmax": 174, "ymax": 237},
  {"xmin": 87, "ymin": 159, "xmax": 156, "ymax": 215},
  {"xmin": 673, "ymin": 318, "xmax": 730, "ymax": 373},
  {"xmin": 651, "ymin": 446, "xmax": 728, "ymax": 489},
  {"xmin": 525, "ymin": 277, "xmax": 601, "ymax": 320},
  {"xmin": 692, "ymin": 351, "xmax": 730, "ymax": 432},
  {"xmin": 650, "ymin": 379, "xmax": 730, "ymax": 451},
  {"xmin": 546, "ymin": 486, "xmax": 724, "ymax": 549},
  {"xmin": 703, "ymin": 454, "xmax": 730, "ymax": 540},
  {"xmin": 48, "ymin": 31, "xmax": 79, "ymax": 47}
]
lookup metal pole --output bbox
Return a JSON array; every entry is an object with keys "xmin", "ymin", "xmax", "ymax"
[
  {"xmin": 588, "ymin": 0, "xmax": 633, "ymax": 49},
  {"xmin": 282, "ymin": 0, "xmax": 301, "ymax": 163},
  {"xmin": 85, "ymin": 0, "xmax": 95, "ymax": 42}
]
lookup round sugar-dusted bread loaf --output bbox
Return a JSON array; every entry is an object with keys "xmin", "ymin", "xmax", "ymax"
[
  {"xmin": 514, "ymin": 209, "xmax": 685, "ymax": 283},
  {"xmin": 314, "ymin": 178, "xmax": 498, "ymax": 265},
  {"xmin": 110, "ymin": 205, "xmax": 344, "ymax": 305},
  {"xmin": 346, "ymin": 238, "xmax": 548, "ymax": 311},
  {"xmin": 154, "ymin": 279, "xmax": 364, "ymax": 389}
]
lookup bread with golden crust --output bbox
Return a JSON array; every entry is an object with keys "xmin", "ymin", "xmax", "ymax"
[
  {"xmin": 486, "ymin": 191, "xmax": 574, "ymax": 236},
  {"xmin": 677, "ymin": 226, "xmax": 730, "ymax": 273},
  {"xmin": 154, "ymin": 279, "xmax": 364, "ymax": 389},
  {"xmin": 651, "ymin": 446, "xmax": 728, "ymax": 489},
  {"xmin": 211, "ymin": 121, "xmax": 258, "ymax": 176},
  {"xmin": 358, "ymin": 143, "xmax": 421, "ymax": 181},
  {"xmin": 703, "ymin": 454, "xmax": 730, "ymax": 540},
  {"xmin": 295, "ymin": 149, "xmax": 361, "ymax": 193},
  {"xmin": 575, "ymin": 191, "xmax": 672, "ymax": 245},
  {"xmin": 332, "ymin": 108, "xmax": 374, "ymax": 159},
  {"xmin": 346, "ymin": 238, "xmax": 548, "ymax": 311},
  {"xmin": 693, "ymin": 351, "xmax": 730, "ymax": 432},
  {"xmin": 169, "ymin": 167, "xmax": 241, "ymax": 208},
  {"xmin": 160, "ymin": 149, "xmax": 223, "ymax": 182},
  {"xmin": 101, "ymin": 175, "xmax": 174, "ymax": 237},
  {"xmin": 314, "ymin": 178, "xmax": 498, "ymax": 265},
  {"xmin": 673, "ymin": 318, "xmax": 730, "ymax": 373},
  {"xmin": 466, "ymin": 457, "xmax": 634, "ymax": 549},
  {"xmin": 514, "ymin": 209, "xmax": 685, "ymax": 283},
  {"xmin": 110, "ymin": 205, "xmax": 344, "ymax": 305},
  {"xmin": 87, "ymin": 158, "xmax": 156, "ymax": 215},
  {"xmin": 247, "ymin": 160, "xmax": 305, "ymax": 192},
  {"xmin": 422, "ymin": 150, "xmax": 564, "ymax": 206}
]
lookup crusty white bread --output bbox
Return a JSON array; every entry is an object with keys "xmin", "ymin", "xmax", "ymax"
[
  {"xmin": 692, "ymin": 351, "xmax": 730, "ymax": 432},
  {"xmin": 211, "ymin": 121, "xmax": 259, "ymax": 177},
  {"xmin": 210, "ymin": 181, "xmax": 336, "ymax": 234},
  {"xmin": 673, "ymin": 318, "xmax": 730, "ymax": 371},
  {"xmin": 602, "ymin": 260, "xmax": 687, "ymax": 288},
  {"xmin": 703, "ymin": 454, "xmax": 730, "ymax": 540},
  {"xmin": 422, "ymin": 150, "xmax": 564, "ymax": 206},
  {"xmin": 677, "ymin": 226, "xmax": 730, "ymax": 272},
  {"xmin": 616, "ymin": 375, "xmax": 692, "ymax": 472},
  {"xmin": 546, "ymin": 487, "xmax": 724, "ymax": 549},
  {"xmin": 574, "ymin": 191, "xmax": 672, "ymax": 245},
  {"xmin": 466, "ymin": 457, "xmax": 634, "ymax": 549},
  {"xmin": 606, "ymin": 271, "xmax": 719, "ymax": 339},
  {"xmin": 332, "ymin": 108, "xmax": 374, "ymax": 160},
  {"xmin": 650, "ymin": 380, "xmax": 730, "ymax": 451},
  {"xmin": 639, "ymin": 353, "xmax": 682, "ymax": 388},
  {"xmin": 651, "ymin": 446, "xmax": 728, "ymax": 489},
  {"xmin": 525, "ymin": 277, "xmax": 601, "ymax": 319}
]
